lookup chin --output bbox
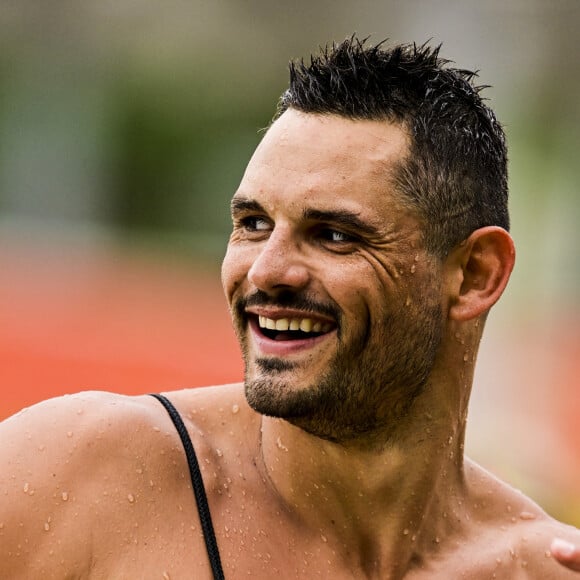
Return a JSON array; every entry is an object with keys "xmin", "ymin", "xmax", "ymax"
[{"xmin": 243, "ymin": 372, "xmax": 317, "ymax": 420}]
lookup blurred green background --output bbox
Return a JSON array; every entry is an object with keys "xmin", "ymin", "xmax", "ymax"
[{"xmin": 0, "ymin": 1, "xmax": 579, "ymax": 525}]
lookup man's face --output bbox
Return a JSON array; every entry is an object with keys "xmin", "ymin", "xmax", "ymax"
[{"xmin": 222, "ymin": 110, "xmax": 444, "ymax": 443}]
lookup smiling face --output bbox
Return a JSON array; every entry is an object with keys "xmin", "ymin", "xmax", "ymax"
[{"xmin": 222, "ymin": 110, "xmax": 445, "ymax": 443}]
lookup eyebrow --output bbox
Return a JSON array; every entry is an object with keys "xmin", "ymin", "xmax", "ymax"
[{"xmin": 230, "ymin": 197, "xmax": 265, "ymax": 214}]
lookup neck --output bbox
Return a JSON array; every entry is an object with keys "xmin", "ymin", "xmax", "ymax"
[{"xmin": 257, "ymin": 358, "xmax": 476, "ymax": 577}]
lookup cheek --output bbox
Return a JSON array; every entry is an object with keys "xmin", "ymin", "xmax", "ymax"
[
  {"xmin": 221, "ymin": 245, "xmax": 247, "ymax": 302},
  {"xmin": 221, "ymin": 246, "xmax": 240, "ymax": 302},
  {"xmin": 320, "ymin": 265, "xmax": 374, "ymax": 322}
]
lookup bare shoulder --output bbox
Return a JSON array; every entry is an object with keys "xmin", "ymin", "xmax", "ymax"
[
  {"xmin": 0, "ymin": 386, "xmax": 250, "ymax": 579},
  {"xmin": 154, "ymin": 382, "xmax": 261, "ymax": 476},
  {"xmin": 0, "ymin": 391, "xmax": 160, "ymax": 575},
  {"xmin": 159, "ymin": 382, "xmax": 253, "ymax": 432},
  {"xmin": 0, "ymin": 390, "xmax": 173, "ymax": 475},
  {"xmin": 463, "ymin": 458, "xmax": 580, "ymax": 578}
]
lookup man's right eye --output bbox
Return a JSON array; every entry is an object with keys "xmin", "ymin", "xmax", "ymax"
[{"xmin": 241, "ymin": 216, "xmax": 271, "ymax": 231}]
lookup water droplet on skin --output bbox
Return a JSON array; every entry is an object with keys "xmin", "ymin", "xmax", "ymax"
[
  {"xmin": 276, "ymin": 437, "xmax": 289, "ymax": 452},
  {"xmin": 463, "ymin": 353, "xmax": 469, "ymax": 362},
  {"xmin": 127, "ymin": 493, "xmax": 135, "ymax": 503},
  {"xmin": 519, "ymin": 511, "xmax": 536, "ymax": 520},
  {"xmin": 66, "ymin": 431, "xmax": 74, "ymax": 438},
  {"xmin": 545, "ymin": 550, "xmax": 552, "ymax": 558},
  {"xmin": 23, "ymin": 482, "xmax": 29, "ymax": 493},
  {"xmin": 410, "ymin": 264, "xmax": 416, "ymax": 274},
  {"xmin": 44, "ymin": 522, "xmax": 50, "ymax": 532},
  {"xmin": 232, "ymin": 404, "xmax": 240, "ymax": 414},
  {"xmin": 403, "ymin": 528, "xmax": 409, "ymax": 536},
  {"xmin": 163, "ymin": 572, "xmax": 171, "ymax": 580},
  {"xmin": 38, "ymin": 444, "xmax": 46, "ymax": 452},
  {"xmin": 0, "ymin": 522, "xmax": 4, "ymax": 530},
  {"xmin": 320, "ymin": 534, "xmax": 327, "ymax": 542},
  {"xmin": 216, "ymin": 449, "xmax": 224, "ymax": 458},
  {"xmin": 61, "ymin": 491, "xmax": 69, "ymax": 501}
]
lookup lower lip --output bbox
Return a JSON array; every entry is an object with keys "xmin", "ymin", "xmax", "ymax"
[{"xmin": 248, "ymin": 318, "xmax": 335, "ymax": 357}]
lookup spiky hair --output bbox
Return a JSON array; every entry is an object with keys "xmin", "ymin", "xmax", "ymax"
[{"xmin": 275, "ymin": 37, "xmax": 509, "ymax": 257}]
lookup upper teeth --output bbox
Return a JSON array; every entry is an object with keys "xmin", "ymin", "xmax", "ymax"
[{"xmin": 258, "ymin": 316, "xmax": 332, "ymax": 333}]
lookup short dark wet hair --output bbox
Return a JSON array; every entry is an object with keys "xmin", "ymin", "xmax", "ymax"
[{"xmin": 275, "ymin": 36, "xmax": 509, "ymax": 258}]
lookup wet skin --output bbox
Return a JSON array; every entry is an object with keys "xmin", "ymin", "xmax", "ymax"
[
  {"xmin": 1, "ymin": 111, "xmax": 580, "ymax": 579},
  {"xmin": 1, "ymin": 387, "xmax": 579, "ymax": 579},
  {"xmin": 222, "ymin": 110, "xmax": 444, "ymax": 444}
]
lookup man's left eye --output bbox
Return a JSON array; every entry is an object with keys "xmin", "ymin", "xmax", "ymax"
[{"xmin": 320, "ymin": 229, "xmax": 353, "ymax": 243}]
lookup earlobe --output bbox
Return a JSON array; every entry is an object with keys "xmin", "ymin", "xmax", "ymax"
[{"xmin": 448, "ymin": 227, "xmax": 515, "ymax": 321}]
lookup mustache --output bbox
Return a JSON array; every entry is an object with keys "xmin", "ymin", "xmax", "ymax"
[{"xmin": 235, "ymin": 289, "xmax": 342, "ymax": 323}]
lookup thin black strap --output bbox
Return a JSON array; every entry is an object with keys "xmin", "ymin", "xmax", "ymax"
[{"xmin": 150, "ymin": 393, "xmax": 225, "ymax": 580}]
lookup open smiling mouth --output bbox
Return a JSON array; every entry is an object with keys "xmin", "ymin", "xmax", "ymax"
[{"xmin": 256, "ymin": 315, "xmax": 336, "ymax": 341}]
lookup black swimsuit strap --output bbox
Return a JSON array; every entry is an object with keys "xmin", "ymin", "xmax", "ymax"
[{"xmin": 150, "ymin": 393, "xmax": 225, "ymax": 580}]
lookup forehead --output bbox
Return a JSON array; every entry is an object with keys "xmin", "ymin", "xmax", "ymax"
[{"xmin": 235, "ymin": 110, "xmax": 410, "ymax": 221}]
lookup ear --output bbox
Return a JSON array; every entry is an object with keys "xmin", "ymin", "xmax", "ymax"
[{"xmin": 447, "ymin": 226, "xmax": 515, "ymax": 321}]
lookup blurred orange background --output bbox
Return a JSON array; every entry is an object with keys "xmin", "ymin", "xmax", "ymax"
[{"xmin": 0, "ymin": 234, "xmax": 243, "ymax": 420}]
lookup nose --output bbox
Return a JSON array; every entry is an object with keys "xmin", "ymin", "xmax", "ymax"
[{"xmin": 247, "ymin": 228, "xmax": 310, "ymax": 295}]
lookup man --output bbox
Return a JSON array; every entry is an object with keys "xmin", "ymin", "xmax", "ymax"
[{"xmin": 1, "ymin": 37, "xmax": 579, "ymax": 579}]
